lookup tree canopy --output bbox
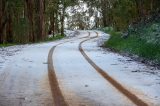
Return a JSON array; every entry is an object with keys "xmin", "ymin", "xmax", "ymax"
[{"xmin": 0, "ymin": 0, "xmax": 159, "ymax": 44}]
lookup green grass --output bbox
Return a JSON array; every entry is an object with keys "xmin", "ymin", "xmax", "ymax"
[
  {"xmin": 104, "ymin": 30, "xmax": 160, "ymax": 65},
  {"xmin": 44, "ymin": 34, "xmax": 65, "ymax": 42},
  {"xmin": 0, "ymin": 43, "xmax": 16, "ymax": 47},
  {"xmin": 0, "ymin": 34, "xmax": 65, "ymax": 47}
]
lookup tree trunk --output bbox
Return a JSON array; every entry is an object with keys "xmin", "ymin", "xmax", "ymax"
[
  {"xmin": 26, "ymin": 0, "xmax": 35, "ymax": 42},
  {"xmin": 61, "ymin": 7, "xmax": 65, "ymax": 36},
  {"xmin": 55, "ymin": 8, "xmax": 59, "ymax": 33},
  {"xmin": 0, "ymin": 0, "xmax": 3, "ymax": 43},
  {"xmin": 134, "ymin": 0, "xmax": 142, "ymax": 19},
  {"xmin": 150, "ymin": 0, "xmax": 153, "ymax": 11},
  {"xmin": 34, "ymin": 0, "xmax": 40, "ymax": 41},
  {"xmin": 0, "ymin": 0, "xmax": 5, "ymax": 44},
  {"xmin": 39, "ymin": 0, "xmax": 45, "ymax": 40},
  {"xmin": 0, "ymin": 0, "xmax": 8, "ymax": 44},
  {"xmin": 102, "ymin": 10, "xmax": 107, "ymax": 27},
  {"xmin": 34, "ymin": 0, "xmax": 45, "ymax": 41},
  {"xmin": 6, "ymin": 13, "xmax": 13, "ymax": 43},
  {"xmin": 101, "ymin": 0, "xmax": 107, "ymax": 27},
  {"xmin": 50, "ymin": 12, "xmax": 55, "ymax": 36}
]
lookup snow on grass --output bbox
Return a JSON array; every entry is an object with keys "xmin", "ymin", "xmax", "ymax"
[{"xmin": 96, "ymin": 30, "xmax": 110, "ymax": 46}]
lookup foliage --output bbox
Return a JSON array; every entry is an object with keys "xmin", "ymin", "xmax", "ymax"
[
  {"xmin": 13, "ymin": 18, "xmax": 29, "ymax": 43},
  {"xmin": 111, "ymin": 0, "xmax": 137, "ymax": 30},
  {"xmin": 0, "ymin": 0, "xmax": 78, "ymax": 44},
  {"xmin": 45, "ymin": 34, "xmax": 64, "ymax": 42},
  {"xmin": 104, "ymin": 20, "xmax": 160, "ymax": 65},
  {"xmin": 0, "ymin": 43, "xmax": 16, "ymax": 47},
  {"xmin": 81, "ymin": 0, "xmax": 160, "ymax": 31},
  {"xmin": 101, "ymin": 27, "xmax": 114, "ymax": 33},
  {"xmin": 1, "ymin": 0, "xmax": 160, "ymax": 45}
]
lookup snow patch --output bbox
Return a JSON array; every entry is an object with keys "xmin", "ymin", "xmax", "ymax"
[
  {"xmin": 65, "ymin": 30, "xmax": 80, "ymax": 37},
  {"xmin": 82, "ymin": 31, "xmax": 160, "ymax": 105},
  {"xmin": 0, "ymin": 45, "xmax": 26, "ymax": 70},
  {"xmin": 96, "ymin": 31, "xmax": 110, "ymax": 47}
]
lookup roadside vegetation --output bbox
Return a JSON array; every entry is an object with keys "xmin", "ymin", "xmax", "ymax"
[
  {"xmin": 44, "ymin": 34, "xmax": 65, "ymax": 42},
  {"xmin": 1, "ymin": 0, "xmax": 160, "ymax": 66},
  {"xmin": 0, "ymin": 43, "xmax": 16, "ymax": 47},
  {"xmin": 85, "ymin": 0, "xmax": 160, "ymax": 67},
  {"xmin": 102, "ymin": 19, "xmax": 160, "ymax": 66},
  {"xmin": 0, "ymin": 34, "xmax": 64, "ymax": 47}
]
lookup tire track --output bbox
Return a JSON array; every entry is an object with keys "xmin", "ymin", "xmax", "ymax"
[
  {"xmin": 79, "ymin": 32, "xmax": 148, "ymax": 106},
  {"xmin": 48, "ymin": 33, "xmax": 90, "ymax": 106}
]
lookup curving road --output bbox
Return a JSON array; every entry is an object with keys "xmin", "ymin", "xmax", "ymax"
[
  {"xmin": 0, "ymin": 31, "xmax": 159, "ymax": 106},
  {"xmin": 49, "ymin": 31, "xmax": 146, "ymax": 106}
]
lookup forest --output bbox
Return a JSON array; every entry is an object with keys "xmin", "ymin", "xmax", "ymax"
[
  {"xmin": 0, "ymin": 1, "xmax": 160, "ymax": 105},
  {"xmin": 0, "ymin": 0, "xmax": 160, "ymax": 44}
]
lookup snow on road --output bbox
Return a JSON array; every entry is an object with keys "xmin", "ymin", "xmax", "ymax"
[
  {"xmin": 53, "ymin": 31, "xmax": 135, "ymax": 106},
  {"xmin": 0, "ymin": 30, "xmax": 159, "ymax": 106},
  {"xmin": 82, "ymin": 31, "xmax": 160, "ymax": 106},
  {"xmin": 0, "ymin": 42, "xmax": 56, "ymax": 106},
  {"xmin": 0, "ymin": 30, "xmax": 85, "ymax": 106},
  {"xmin": 0, "ymin": 30, "xmax": 77, "ymax": 71},
  {"xmin": 0, "ymin": 45, "xmax": 25, "ymax": 71}
]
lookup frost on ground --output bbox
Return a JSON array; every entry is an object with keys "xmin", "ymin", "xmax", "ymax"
[
  {"xmin": 0, "ymin": 42, "xmax": 56, "ymax": 106},
  {"xmin": 48, "ymin": 30, "xmax": 79, "ymax": 38},
  {"xmin": 96, "ymin": 31, "xmax": 110, "ymax": 47},
  {"xmin": 82, "ymin": 31, "xmax": 160, "ymax": 105},
  {"xmin": 65, "ymin": 30, "xmax": 80, "ymax": 37},
  {"xmin": 0, "ymin": 30, "xmax": 76, "ymax": 70},
  {"xmin": 0, "ymin": 45, "xmax": 26, "ymax": 70}
]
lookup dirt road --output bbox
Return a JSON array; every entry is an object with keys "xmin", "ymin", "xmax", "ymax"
[
  {"xmin": 48, "ymin": 31, "xmax": 145, "ymax": 106},
  {"xmin": 0, "ymin": 31, "xmax": 159, "ymax": 106}
]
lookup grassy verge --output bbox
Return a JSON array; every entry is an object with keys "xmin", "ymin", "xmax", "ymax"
[
  {"xmin": 0, "ymin": 34, "xmax": 65, "ymax": 47},
  {"xmin": 103, "ymin": 27, "xmax": 160, "ymax": 65},
  {"xmin": 0, "ymin": 43, "xmax": 16, "ymax": 47}
]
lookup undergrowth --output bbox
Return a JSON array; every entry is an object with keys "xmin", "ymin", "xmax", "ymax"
[
  {"xmin": 102, "ymin": 24, "xmax": 160, "ymax": 65},
  {"xmin": 0, "ymin": 34, "xmax": 65, "ymax": 47}
]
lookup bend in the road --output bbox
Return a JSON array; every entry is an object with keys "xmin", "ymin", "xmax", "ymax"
[
  {"xmin": 79, "ymin": 31, "xmax": 148, "ymax": 106},
  {"xmin": 48, "ymin": 32, "xmax": 90, "ymax": 106}
]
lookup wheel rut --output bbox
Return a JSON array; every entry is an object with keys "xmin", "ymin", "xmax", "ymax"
[
  {"xmin": 79, "ymin": 32, "xmax": 148, "ymax": 106},
  {"xmin": 48, "ymin": 31, "xmax": 148, "ymax": 106},
  {"xmin": 48, "ymin": 33, "xmax": 90, "ymax": 106}
]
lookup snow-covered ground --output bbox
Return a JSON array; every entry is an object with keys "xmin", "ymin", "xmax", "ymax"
[
  {"xmin": 0, "ymin": 30, "xmax": 76, "ymax": 71},
  {"xmin": 0, "ymin": 31, "xmax": 76, "ymax": 106},
  {"xmin": 0, "ymin": 45, "xmax": 26, "ymax": 71},
  {"xmin": 53, "ymin": 31, "xmax": 135, "ymax": 106},
  {"xmin": 0, "ymin": 30, "xmax": 159, "ymax": 106},
  {"xmin": 82, "ymin": 31, "xmax": 160, "ymax": 106},
  {"xmin": 65, "ymin": 30, "xmax": 80, "ymax": 37}
]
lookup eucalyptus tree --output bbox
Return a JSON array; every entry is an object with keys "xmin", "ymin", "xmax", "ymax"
[
  {"xmin": 0, "ymin": 0, "xmax": 25, "ymax": 43},
  {"xmin": 46, "ymin": 0, "xmax": 78, "ymax": 36},
  {"xmin": 25, "ymin": 0, "xmax": 35, "ymax": 42},
  {"xmin": 0, "ymin": 0, "xmax": 5, "ymax": 43},
  {"xmin": 82, "ymin": 0, "xmax": 160, "ymax": 30},
  {"xmin": 60, "ymin": 0, "xmax": 78, "ymax": 35}
]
